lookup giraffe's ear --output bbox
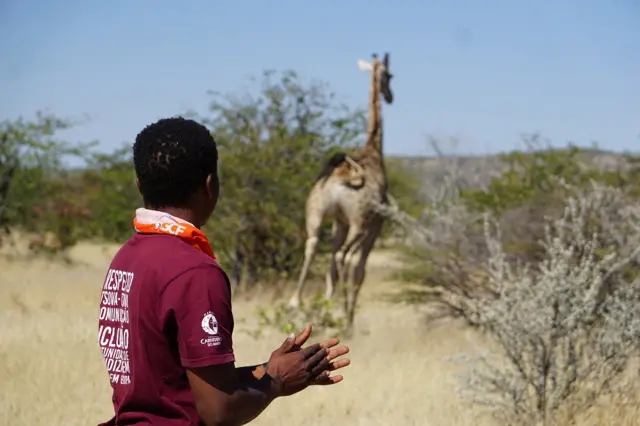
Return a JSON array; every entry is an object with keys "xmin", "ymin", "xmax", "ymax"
[{"xmin": 357, "ymin": 59, "xmax": 373, "ymax": 72}]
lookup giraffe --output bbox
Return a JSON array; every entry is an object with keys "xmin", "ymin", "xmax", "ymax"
[{"xmin": 287, "ymin": 52, "xmax": 394, "ymax": 329}]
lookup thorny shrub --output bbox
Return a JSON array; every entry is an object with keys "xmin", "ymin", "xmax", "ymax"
[
  {"xmin": 376, "ymin": 137, "xmax": 493, "ymax": 314},
  {"xmin": 382, "ymin": 181, "xmax": 640, "ymax": 424}
]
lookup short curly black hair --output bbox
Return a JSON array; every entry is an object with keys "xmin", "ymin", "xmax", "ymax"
[{"xmin": 133, "ymin": 117, "xmax": 218, "ymax": 208}]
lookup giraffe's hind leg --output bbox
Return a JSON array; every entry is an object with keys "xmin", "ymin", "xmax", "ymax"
[
  {"xmin": 334, "ymin": 224, "xmax": 367, "ymax": 319},
  {"xmin": 345, "ymin": 218, "xmax": 384, "ymax": 328},
  {"xmin": 335, "ymin": 224, "xmax": 366, "ymax": 285},
  {"xmin": 325, "ymin": 219, "xmax": 349, "ymax": 301}
]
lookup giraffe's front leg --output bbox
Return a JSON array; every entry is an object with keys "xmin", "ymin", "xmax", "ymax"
[{"xmin": 288, "ymin": 234, "xmax": 318, "ymax": 309}]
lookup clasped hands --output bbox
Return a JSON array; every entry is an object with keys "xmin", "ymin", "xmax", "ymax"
[{"xmin": 264, "ymin": 324, "xmax": 350, "ymax": 397}]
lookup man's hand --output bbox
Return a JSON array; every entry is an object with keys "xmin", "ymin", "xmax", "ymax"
[
  {"xmin": 264, "ymin": 334, "xmax": 330, "ymax": 397},
  {"xmin": 291, "ymin": 324, "xmax": 351, "ymax": 385}
]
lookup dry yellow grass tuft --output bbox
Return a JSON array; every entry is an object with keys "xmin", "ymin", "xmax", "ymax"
[{"xmin": 1, "ymin": 242, "xmax": 638, "ymax": 425}]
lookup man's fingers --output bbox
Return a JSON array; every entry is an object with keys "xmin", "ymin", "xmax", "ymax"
[
  {"xmin": 308, "ymin": 352, "xmax": 350, "ymax": 378},
  {"xmin": 275, "ymin": 332, "xmax": 296, "ymax": 354},
  {"xmin": 327, "ymin": 358, "xmax": 350, "ymax": 371},
  {"xmin": 310, "ymin": 360, "xmax": 331, "ymax": 378},
  {"xmin": 293, "ymin": 324, "xmax": 313, "ymax": 349},
  {"xmin": 304, "ymin": 346, "xmax": 329, "ymax": 378},
  {"xmin": 305, "ymin": 349, "xmax": 329, "ymax": 377},
  {"xmin": 300, "ymin": 343, "xmax": 323, "ymax": 360},
  {"xmin": 325, "ymin": 375, "xmax": 344, "ymax": 384},
  {"xmin": 311, "ymin": 370, "xmax": 331, "ymax": 384},
  {"xmin": 295, "ymin": 337, "xmax": 348, "ymax": 379},
  {"xmin": 309, "ymin": 357, "xmax": 351, "ymax": 386},
  {"xmin": 312, "ymin": 372, "xmax": 344, "ymax": 386},
  {"xmin": 326, "ymin": 345, "xmax": 349, "ymax": 361},
  {"xmin": 320, "ymin": 337, "xmax": 340, "ymax": 350},
  {"xmin": 306, "ymin": 345, "xmax": 329, "ymax": 367}
]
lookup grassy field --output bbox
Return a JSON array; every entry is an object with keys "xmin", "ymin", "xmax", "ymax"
[{"xmin": 1, "ymin": 241, "xmax": 639, "ymax": 426}]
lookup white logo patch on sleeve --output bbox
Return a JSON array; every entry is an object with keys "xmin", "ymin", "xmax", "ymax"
[
  {"xmin": 200, "ymin": 312, "xmax": 222, "ymax": 347},
  {"xmin": 201, "ymin": 312, "xmax": 218, "ymax": 335}
]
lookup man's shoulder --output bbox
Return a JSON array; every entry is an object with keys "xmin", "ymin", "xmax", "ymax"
[
  {"xmin": 109, "ymin": 234, "xmax": 224, "ymax": 286},
  {"xmin": 161, "ymin": 257, "xmax": 232, "ymax": 306},
  {"xmin": 124, "ymin": 233, "xmax": 213, "ymax": 260}
]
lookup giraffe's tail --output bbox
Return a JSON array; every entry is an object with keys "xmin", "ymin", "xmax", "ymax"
[
  {"xmin": 315, "ymin": 152, "xmax": 365, "ymax": 188},
  {"xmin": 316, "ymin": 152, "xmax": 348, "ymax": 183}
]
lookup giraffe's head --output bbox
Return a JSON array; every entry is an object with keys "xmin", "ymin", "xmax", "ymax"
[{"xmin": 357, "ymin": 52, "xmax": 394, "ymax": 104}]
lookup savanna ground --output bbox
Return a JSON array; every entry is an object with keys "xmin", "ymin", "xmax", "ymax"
[{"xmin": 2, "ymin": 239, "xmax": 639, "ymax": 426}]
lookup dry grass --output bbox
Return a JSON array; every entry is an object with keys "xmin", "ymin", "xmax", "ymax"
[{"xmin": 1, "ymin": 242, "xmax": 639, "ymax": 426}]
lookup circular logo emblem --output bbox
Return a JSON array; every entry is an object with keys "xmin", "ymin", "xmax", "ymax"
[{"xmin": 201, "ymin": 312, "xmax": 218, "ymax": 335}]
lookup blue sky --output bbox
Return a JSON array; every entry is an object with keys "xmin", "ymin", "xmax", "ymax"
[{"xmin": 1, "ymin": 0, "xmax": 639, "ymax": 158}]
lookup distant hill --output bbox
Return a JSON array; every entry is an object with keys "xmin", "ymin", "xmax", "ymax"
[{"xmin": 387, "ymin": 149, "xmax": 635, "ymax": 199}]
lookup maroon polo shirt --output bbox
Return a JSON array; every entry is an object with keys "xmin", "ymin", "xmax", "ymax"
[{"xmin": 97, "ymin": 233, "xmax": 235, "ymax": 425}]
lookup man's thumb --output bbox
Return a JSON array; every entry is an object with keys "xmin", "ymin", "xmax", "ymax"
[{"xmin": 278, "ymin": 332, "xmax": 296, "ymax": 353}]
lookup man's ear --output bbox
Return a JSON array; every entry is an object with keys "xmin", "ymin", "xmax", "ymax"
[
  {"xmin": 135, "ymin": 178, "xmax": 142, "ymax": 194},
  {"xmin": 205, "ymin": 173, "xmax": 219, "ymax": 200}
]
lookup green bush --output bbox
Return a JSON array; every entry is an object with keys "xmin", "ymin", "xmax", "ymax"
[
  {"xmin": 76, "ymin": 145, "xmax": 142, "ymax": 242},
  {"xmin": 189, "ymin": 70, "xmax": 367, "ymax": 285},
  {"xmin": 0, "ymin": 112, "xmax": 93, "ymax": 248}
]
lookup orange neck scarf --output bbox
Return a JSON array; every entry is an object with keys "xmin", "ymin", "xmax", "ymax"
[{"xmin": 133, "ymin": 208, "xmax": 216, "ymax": 260}]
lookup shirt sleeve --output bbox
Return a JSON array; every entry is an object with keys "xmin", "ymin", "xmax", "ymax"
[{"xmin": 159, "ymin": 264, "xmax": 235, "ymax": 368}]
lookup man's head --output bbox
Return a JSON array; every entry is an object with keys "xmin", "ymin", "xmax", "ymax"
[{"xmin": 133, "ymin": 117, "xmax": 219, "ymax": 227}]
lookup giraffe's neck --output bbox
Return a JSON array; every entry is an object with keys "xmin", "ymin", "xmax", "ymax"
[{"xmin": 364, "ymin": 64, "xmax": 383, "ymax": 161}]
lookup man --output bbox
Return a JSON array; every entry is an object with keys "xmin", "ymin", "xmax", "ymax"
[{"xmin": 97, "ymin": 117, "xmax": 350, "ymax": 426}]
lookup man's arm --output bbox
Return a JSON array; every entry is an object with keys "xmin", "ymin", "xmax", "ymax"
[
  {"xmin": 162, "ymin": 265, "xmax": 274, "ymax": 425},
  {"xmin": 187, "ymin": 362, "xmax": 277, "ymax": 426},
  {"xmin": 162, "ymin": 265, "xmax": 349, "ymax": 425},
  {"xmin": 236, "ymin": 363, "xmax": 267, "ymax": 381},
  {"xmin": 188, "ymin": 336, "xmax": 350, "ymax": 425},
  {"xmin": 188, "ymin": 338, "xmax": 330, "ymax": 426}
]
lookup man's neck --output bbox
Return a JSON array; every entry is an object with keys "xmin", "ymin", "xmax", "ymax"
[{"xmin": 145, "ymin": 206, "xmax": 201, "ymax": 229}]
